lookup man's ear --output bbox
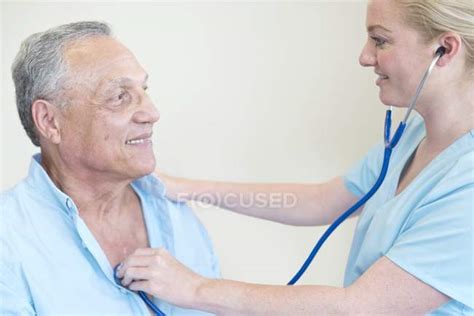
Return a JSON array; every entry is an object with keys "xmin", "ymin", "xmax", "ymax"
[
  {"xmin": 437, "ymin": 32, "xmax": 462, "ymax": 67},
  {"xmin": 31, "ymin": 100, "xmax": 62, "ymax": 144}
]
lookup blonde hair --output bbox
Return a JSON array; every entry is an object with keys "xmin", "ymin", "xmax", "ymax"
[{"xmin": 397, "ymin": 0, "xmax": 474, "ymax": 71}]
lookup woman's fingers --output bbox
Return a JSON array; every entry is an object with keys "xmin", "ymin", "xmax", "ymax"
[
  {"xmin": 116, "ymin": 248, "xmax": 166, "ymax": 278},
  {"xmin": 129, "ymin": 280, "xmax": 152, "ymax": 293},
  {"xmin": 117, "ymin": 255, "xmax": 151, "ymax": 278},
  {"xmin": 117, "ymin": 247, "xmax": 206, "ymax": 307},
  {"xmin": 121, "ymin": 266, "xmax": 153, "ymax": 287}
]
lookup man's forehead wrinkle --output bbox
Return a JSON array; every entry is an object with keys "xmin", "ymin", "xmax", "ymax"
[
  {"xmin": 103, "ymin": 75, "xmax": 149, "ymax": 89},
  {"xmin": 61, "ymin": 38, "xmax": 149, "ymax": 102},
  {"xmin": 108, "ymin": 77, "xmax": 133, "ymax": 87},
  {"xmin": 58, "ymin": 68, "xmax": 97, "ymax": 106},
  {"xmin": 64, "ymin": 42, "xmax": 136, "ymax": 75}
]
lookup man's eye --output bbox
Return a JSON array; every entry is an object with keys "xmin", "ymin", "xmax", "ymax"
[
  {"xmin": 110, "ymin": 91, "xmax": 131, "ymax": 104},
  {"xmin": 118, "ymin": 92, "xmax": 127, "ymax": 100}
]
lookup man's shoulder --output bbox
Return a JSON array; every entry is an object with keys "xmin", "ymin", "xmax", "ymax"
[
  {"xmin": 1, "ymin": 178, "xmax": 30, "ymax": 211},
  {"xmin": 0, "ymin": 174, "xmax": 54, "ymax": 236},
  {"xmin": 0, "ymin": 184, "xmax": 25, "ymax": 244},
  {"xmin": 1, "ymin": 156, "xmax": 39, "ymax": 212}
]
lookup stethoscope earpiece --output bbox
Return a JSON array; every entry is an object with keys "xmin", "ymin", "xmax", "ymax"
[{"xmin": 436, "ymin": 46, "xmax": 447, "ymax": 57}]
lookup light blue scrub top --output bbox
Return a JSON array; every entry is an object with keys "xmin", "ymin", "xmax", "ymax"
[
  {"xmin": 344, "ymin": 113, "xmax": 473, "ymax": 315},
  {"xmin": 0, "ymin": 154, "xmax": 220, "ymax": 316}
]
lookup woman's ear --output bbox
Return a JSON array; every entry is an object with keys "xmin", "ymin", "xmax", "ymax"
[
  {"xmin": 436, "ymin": 32, "xmax": 462, "ymax": 67},
  {"xmin": 31, "ymin": 100, "xmax": 62, "ymax": 145}
]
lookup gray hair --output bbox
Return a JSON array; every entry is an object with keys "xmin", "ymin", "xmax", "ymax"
[{"xmin": 11, "ymin": 21, "xmax": 112, "ymax": 146}]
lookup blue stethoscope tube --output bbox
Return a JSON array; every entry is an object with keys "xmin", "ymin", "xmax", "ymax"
[
  {"xmin": 288, "ymin": 109, "xmax": 405, "ymax": 285},
  {"xmin": 113, "ymin": 265, "xmax": 166, "ymax": 316},
  {"xmin": 138, "ymin": 291, "xmax": 166, "ymax": 316},
  {"xmin": 287, "ymin": 47, "xmax": 445, "ymax": 285},
  {"xmin": 112, "ymin": 48, "xmax": 445, "ymax": 315}
]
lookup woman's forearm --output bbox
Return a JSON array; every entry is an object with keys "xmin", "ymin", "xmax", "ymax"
[
  {"xmin": 172, "ymin": 176, "xmax": 359, "ymax": 226},
  {"xmin": 195, "ymin": 279, "xmax": 349, "ymax": 316},
  {"xmin": 119, "ymin": 249, "xmax": 448, "ymax": 316}
]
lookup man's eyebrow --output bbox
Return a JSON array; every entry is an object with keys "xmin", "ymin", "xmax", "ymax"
[
  {"xmin": 105, "ymin": 74, "xmax": 149, "ymax": 88},
  {"xmin": 367, "ymin": 25, "xmax": 392, "ymax": 33}
]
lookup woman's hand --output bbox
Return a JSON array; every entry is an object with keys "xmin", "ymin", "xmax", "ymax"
[
  {"xmin": 116, "ymin": 248, "xmax": 208, "ymax": 309},
  {"xmin": 155, "ymin": 169, "xmax": 190, "ymax": 202}
]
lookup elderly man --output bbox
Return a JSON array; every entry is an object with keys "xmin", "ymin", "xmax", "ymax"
[{"xmin": 0, "ymin": 21, "xmax": 219, "ymax": 315}]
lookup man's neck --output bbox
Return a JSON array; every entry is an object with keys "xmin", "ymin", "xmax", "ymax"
[{"xmin": 40, "ymin": 150, "xmax": 134, "ymax": 218}]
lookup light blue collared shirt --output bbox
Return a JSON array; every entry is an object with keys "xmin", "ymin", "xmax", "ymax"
[
  {"xmin": 344, "ymin": 113, "xmax": 473, "ymax": 315},
  {"xmin": 0, "ymin": 154, "xmax": 219, "ymax": 316}
]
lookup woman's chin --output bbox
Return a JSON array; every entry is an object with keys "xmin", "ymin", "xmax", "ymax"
[{"xmin": 378, "ymin": 91, "xmax": 406, "ymax": 108}]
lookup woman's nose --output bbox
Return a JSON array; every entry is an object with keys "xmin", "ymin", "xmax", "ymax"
[{"xmin": 359, "ymin": 42, "xmax": 376, "ymax": 67}]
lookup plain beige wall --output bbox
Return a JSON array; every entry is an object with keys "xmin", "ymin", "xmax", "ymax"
[{"xmin": 1, "ymin": 1, "xmax": 399, "ymax": 287}]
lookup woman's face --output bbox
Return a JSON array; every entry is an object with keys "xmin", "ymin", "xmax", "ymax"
[{"xmin": 359, "ymin": 0, "xmax": 438, "ymax": 107}]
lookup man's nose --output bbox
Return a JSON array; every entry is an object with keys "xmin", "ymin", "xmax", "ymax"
[
  {"xmin": 359, "ymin": 42, "xmax": 376, "ymax": 67},
  {"xmin": 134, "ymin": 95, "xmax": 160, "ymax": 124}
]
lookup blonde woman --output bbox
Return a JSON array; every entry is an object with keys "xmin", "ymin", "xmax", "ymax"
[{"xmin": 117, "ymin": 0, "xmax": 473, "ymax": 314}]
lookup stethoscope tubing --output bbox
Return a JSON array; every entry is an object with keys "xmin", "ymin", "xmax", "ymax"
[
  {"xmin": 288, "ymin": 110, "xmax": 405, "ymax": 285},
  {"xmin": 113, "ymin": 49, "xmax": 443, "ymax": 316},
  {"xmin": 287, "ymin": 49, "xmax": 443, "ymax": 286},
  {"xmin": 114, "ymin": 265, "xmax": 167, "ymax": 315},
  {"xmin": 138, "ymin": 291, "xmax": 166, "ymax": 316}
]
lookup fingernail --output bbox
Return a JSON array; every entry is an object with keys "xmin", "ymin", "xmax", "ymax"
[
  {"xmin": 114, "ymin": 263, "xmax": 123, "ymax": 277},
  {"xmin": 113, "ymin": 263, "xmax": 123, "ymax": 285}
]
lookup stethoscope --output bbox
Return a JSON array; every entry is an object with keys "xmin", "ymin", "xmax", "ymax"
[
  {"xmin": 114, "ymin": 265, "xmax": 167, "ymax": 316},
  {"xmin": 288, "ymin": 46, "xmax": 446, "ymax": 285},
  {"xmin": 113, "ymin": 46, "xmax": 446, "ymax": 315}
]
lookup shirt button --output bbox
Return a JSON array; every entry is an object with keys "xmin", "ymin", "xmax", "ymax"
[
  {"xmin": 66, "ymin": 198, "xmax": 73, "ymax": 209},
  {"xmin": 119, "ymin": 288, "xmax": 127, "ymax": 294},
  {"xmin": 81, "ymin": 241, "xmax": 87, "ymax": 248}
]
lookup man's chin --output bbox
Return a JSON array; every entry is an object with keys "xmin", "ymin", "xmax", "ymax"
[{"xmin": 133, "ymin": 160, "xmax": 156, "ymax": 178}]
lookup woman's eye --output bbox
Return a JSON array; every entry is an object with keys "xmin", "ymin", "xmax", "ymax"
[{"xmin": 371, "ymin": 36, "xmax": 386, "ymax": 47}]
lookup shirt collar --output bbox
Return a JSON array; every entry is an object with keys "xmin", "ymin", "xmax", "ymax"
[
  {"xmin": 26, "ymin": 153, "xmax": 166, "ymax": 217},
  {"xmin": 27, "ymin": 153, "xmax": 77, "ymax": 217},
  {"xmin": 133, "ymin": 172, "xmax": 166, "ymax": 198}
]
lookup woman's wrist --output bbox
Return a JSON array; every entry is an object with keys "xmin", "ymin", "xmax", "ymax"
[
  {"xmin": 193, "ymin": 277, "xmax": 223, "ymax": 314},
  {"xmin": 178, "ymin": 179, "xmax": 219, "ymax": 204}
]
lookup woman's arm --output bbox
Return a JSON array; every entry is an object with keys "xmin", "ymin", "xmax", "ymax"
[
  {"xmin": 117, "ymin": 248, "xmax": 449, "ymax": 315},
  {"xmin": 158, "ymin": 173, "xmax": 360, "ymax": 226}
]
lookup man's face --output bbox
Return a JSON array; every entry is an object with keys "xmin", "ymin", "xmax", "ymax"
[{"xmin": 56, "ymin": 36, "xmax": 159, "ymax": 181}]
